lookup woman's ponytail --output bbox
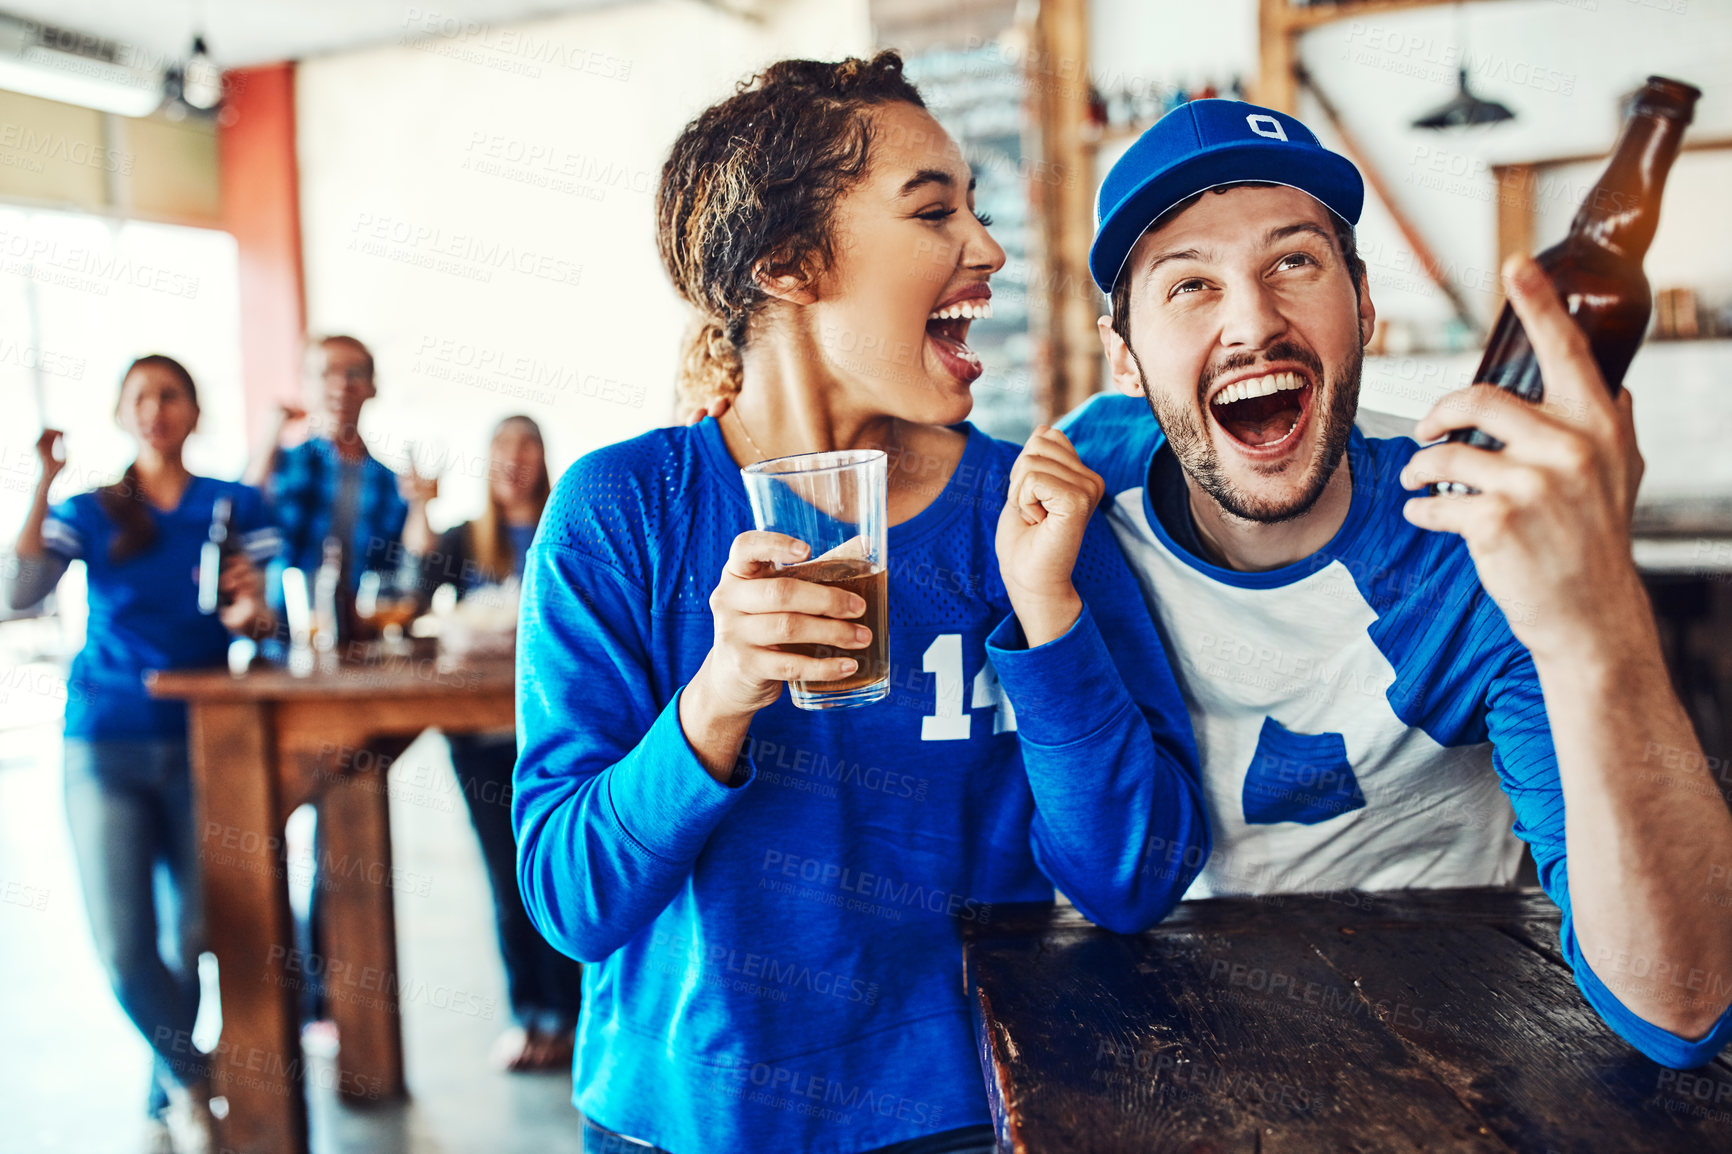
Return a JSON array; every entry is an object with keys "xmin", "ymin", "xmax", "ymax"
[
  {"xmin": 95, "ymin": 462, "xmax": 157, "ymax": 563},
  {"xmin": 677, "ymin": 316, "xmax": 745, "ymax": 414}
]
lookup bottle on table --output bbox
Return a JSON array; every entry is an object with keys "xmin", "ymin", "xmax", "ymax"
[
  {"xmin": 312, "ymin": 535, "xmax": 355, "ymax": 669},
  {"xmin": 1437, "ymin": 75, "xmax": 1700, "ymax": 487}
]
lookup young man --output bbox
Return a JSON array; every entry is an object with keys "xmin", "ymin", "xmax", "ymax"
[
  {"xmin": 246, "ymin": 334, "xmax": 414, "ymax": 1028},
  {"xmin": 248, "ymin": 334, "xmax": 415, "ymax": 585},
  {"xmin": 1060, "ymin": 98, "xmax": 1732, "ymax": 1068}
]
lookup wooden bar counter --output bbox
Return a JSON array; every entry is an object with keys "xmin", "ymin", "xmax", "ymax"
[
  {"xmin": 966, "ymin": 889, "xmax": 1732, "ymax": 1152},
  {"xmin": 149, "ymin": 655, "xmax": 515, "ymax": 1154}
]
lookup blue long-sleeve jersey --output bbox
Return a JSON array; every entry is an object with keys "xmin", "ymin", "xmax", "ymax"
[{"xmin": 513, "ymin": 417, "xmax": 1209, "ymax": 1153}]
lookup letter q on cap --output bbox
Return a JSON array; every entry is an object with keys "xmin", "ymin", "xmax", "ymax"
[{"xmin": 1247, "ymin": 114, "xmax": 1288, "ymax": 141}]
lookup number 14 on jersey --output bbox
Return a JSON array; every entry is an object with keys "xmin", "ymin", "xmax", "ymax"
[{"xmin": 920, "ymin": 633, "xmax": 1016, "ymax": 741}]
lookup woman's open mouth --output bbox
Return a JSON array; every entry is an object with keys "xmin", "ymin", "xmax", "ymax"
[
  {"xmin": 1208, "ymin": 370, "xmax": 1313, "ymax": 454},
  {"xmin": 925, "ymin": 298, "xmax": 989, "ymax": 384}
]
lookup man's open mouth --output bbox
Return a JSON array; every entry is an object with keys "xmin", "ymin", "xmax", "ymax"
[
  {"xmin": 1208, "ymin": 370, "xmax": 1312, "ymax": 451},
  {"xmin": 925, "ymin": 299, "xmax": 989, "ymax": 383}
]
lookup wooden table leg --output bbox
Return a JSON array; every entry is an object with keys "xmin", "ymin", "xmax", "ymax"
[
  {"xmin": 190, "ymin": 701, "xmax": 308, "ymax": 1154},
  {"xmin": 317, "ymin": 736, "xmax": 411, "ymax": 1103}
]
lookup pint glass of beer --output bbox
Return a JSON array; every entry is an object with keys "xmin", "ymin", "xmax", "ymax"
[{"xmin": 741, "ymin": 449, "xmax": 889, "ymax": 710}]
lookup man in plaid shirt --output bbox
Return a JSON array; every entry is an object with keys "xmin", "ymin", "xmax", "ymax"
[
  {"xmin": 246, "ymin": 334, "xmax": 419, "ymax": 1029},
  {"xmin": 248, "ymin": 335, "xmax": 413, "ymax": 588}
]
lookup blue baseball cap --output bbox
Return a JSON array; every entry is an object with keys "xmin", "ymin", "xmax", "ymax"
[{"xmin": 1090, "ymin": 99, "xmax": 1365, "ymax": 293}]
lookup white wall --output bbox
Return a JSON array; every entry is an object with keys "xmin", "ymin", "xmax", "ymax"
[{"xmin": 296, "ymin": 0, "xmax": 870, "ymax": 528}]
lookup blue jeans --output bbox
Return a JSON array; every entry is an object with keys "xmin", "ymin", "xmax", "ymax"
[
  {"xmin": 63, "ymin": 738, "xmax": 209, "ymax": 1116},
  {"xmin": 581, "ymin": 1118, "xmax": 997, "ymax": 1154}
]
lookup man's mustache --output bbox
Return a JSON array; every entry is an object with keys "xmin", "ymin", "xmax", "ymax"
[{"xmin": 1197, "ymin": 340, "xmax": 1326, "ymax": 405}]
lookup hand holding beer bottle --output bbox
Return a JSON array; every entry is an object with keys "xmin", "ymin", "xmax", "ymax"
[
  {"xmin": 1429, "ymin": 76, "xmax": 1697, "ymax": 486},
  {"xmin": 1400, "ymin": 252, "xmax": 1646, "ymax": 663},
  {"xmin": 216, "ymin": 551, "xmax": 276, "ymax": 640}
]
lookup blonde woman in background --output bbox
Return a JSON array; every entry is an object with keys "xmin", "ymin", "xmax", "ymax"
[{"xmin": 404, "ymin": 415, "xmax": 583, "ymax": 1070}]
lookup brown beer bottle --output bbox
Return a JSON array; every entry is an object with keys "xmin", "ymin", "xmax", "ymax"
[{"xmin": 1444, "ymin": 76, "xmax": 1699, "ymax": 460}]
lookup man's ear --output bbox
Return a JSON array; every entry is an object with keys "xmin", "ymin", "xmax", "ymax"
[
  {"xmin": 753, "ymin": 256, "xmax": 819, "ymax": 307},
  {"xmin": 1357, "ymin": 270, "xmax": 1376, "ymax": 347},
  {"xmin": 1098, "ymin": 315, "xmax": 1145, "ymax": 398}
]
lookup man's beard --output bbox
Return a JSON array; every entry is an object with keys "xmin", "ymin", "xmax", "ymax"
[{"xmin": 1133, "ymin": 338, "xmax": 1362, "ymax": 525}]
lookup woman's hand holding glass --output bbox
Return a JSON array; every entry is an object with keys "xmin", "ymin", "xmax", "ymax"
[
  {"xmin": 995, "ymin": 427, "xmax": 1103, "ymax": 647},
  {"xmin": 681, "ymin": 531, "xmax": 870, "ymax": 781},
  {"xmin": 698, "ymin": 531, "xmax": 871, "ymax": 711}
]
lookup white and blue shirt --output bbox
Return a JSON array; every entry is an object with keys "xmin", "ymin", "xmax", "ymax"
[
  {"xmin": 512, "ymin": 416, "xmax": 1209, "ymax": 1153},
  {"xmin": 1061, "ymin": 391, "xmax": 1732, "ymax": 1070}
]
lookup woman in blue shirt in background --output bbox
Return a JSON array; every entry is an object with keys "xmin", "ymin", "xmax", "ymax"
[
  {"xmin": 7, "ymin": 355, "xmax": 280, "ymax": 1154},
  {"xmin": 513, "ymin": 54, "xmax": 1210, "ymax": 1154}
]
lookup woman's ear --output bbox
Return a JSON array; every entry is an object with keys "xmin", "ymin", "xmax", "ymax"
[{"xmin": 753, "ymin": 257, "xmax": 818, "ymax": 307}]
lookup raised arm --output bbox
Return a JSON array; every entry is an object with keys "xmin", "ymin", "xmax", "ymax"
[
  {"xmin": 988, "ymin": 429, "xmax": 1210, "ymax": 933},
  {"xmin": 398, "ymin": 464, "xmax": 438, "ymax": 558},
  {"xmin": 1402, "ymin": 254, "xmax": 1732, "ymax": 1065},
  {"xmin": 243, "ymin": 402, "xmax": 304, "ymax": 490},
  {"xmin": 14, "ymin": 430, "xmax": 64, "ymax": 561},
  {"xmin": 7, "ymin": 431, "xmax": 71, "ymax": 611}
]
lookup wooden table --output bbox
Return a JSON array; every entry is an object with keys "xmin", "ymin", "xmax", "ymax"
[
  {"xmin": 966, "ymin": 889, "xmax": 1732, "ymax": 1153},
  {"xmin": 149, "ymin": 657, "xmax": 515, "ymax": 1154}
]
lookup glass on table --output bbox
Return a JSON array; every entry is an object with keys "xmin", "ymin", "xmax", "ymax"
[{"xmin": 356, "ymin": 565, "xmax": 419, "ymax": 658}]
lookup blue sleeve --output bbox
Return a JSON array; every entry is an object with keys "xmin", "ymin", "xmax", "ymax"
[
  {"xmin": 42, "ymin": 493, "xmax": 91, "ymax": 561},
  {"xmin": 1486, "ymin": 646, "xmax": 1732, "ymax": 1068},
  {"xmin": 227, "ymin": 484, "xmax": 283, "ymax": 565},
  {"xmin": 985, "ymin": 511, "xmax": 1209, "ymax": 934},
  {"xmin": 513, "ymin": 541, "xmax": 756, "ymax": 963}
]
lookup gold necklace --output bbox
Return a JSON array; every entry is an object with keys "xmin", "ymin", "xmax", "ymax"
[
  {"xmin": 733, "ymin": 404, "xmax": 910, "ymax": 471},
  {"xmin": 731, "ymin": 403, "xmax": 768, "ymax": 463}
]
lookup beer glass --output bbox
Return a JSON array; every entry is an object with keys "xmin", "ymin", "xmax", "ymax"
[{"xmin": 741, "ymin": 449, "xmax": 889, "ymax": 710}]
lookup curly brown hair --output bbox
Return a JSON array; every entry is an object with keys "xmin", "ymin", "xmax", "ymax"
[{"xmin": 655, "ymin": 51, "xmax": 926, "ymax": 411}]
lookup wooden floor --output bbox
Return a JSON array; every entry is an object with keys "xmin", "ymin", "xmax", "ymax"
[{"xmin": 0, "ymin": 670, "xmax": 584, "ymax": 1154}]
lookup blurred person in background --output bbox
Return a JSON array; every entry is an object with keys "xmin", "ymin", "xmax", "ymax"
[
  {"xmin": 404, "ymin": 414, "xmax": 583, "ymax": 1071},
  {"xmin": 6, "ymin": 355, "xmax": 280, "ymax": 1154},
  {"xmin": 244, "ymin": 333, "xmax": 412, "ymax": 1033},
  {"xmin": 247, "ymin": 334, "xmax": 414, "ymax": 584}
]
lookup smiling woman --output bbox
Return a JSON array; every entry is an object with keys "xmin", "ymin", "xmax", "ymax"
[
  {"xmin": 511, "ymin": 49, "xmax": 1210, "ymax": 1154},
  {"xmin": 656, "ymin": 55, "xmax": 1000, "ymax": 463}
]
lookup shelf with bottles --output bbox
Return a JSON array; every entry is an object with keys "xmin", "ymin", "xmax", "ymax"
[
  {"xmin": 1362, "ymin": 316, "xmax": 1482, "ymax": 359},
  {"xmin": 1649, "ymin": 287, "xmax": 1732, "ymax": 342},
  {"xmin": 1082, "ymin": 76, "xmax": 1247, "ymax": 149}
]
